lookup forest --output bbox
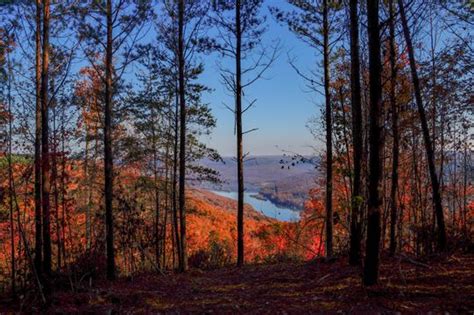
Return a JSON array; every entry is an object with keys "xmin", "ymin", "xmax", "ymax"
[{"xmin": 0, "ymin": 0, "xmax": 472, "ymax": 313}]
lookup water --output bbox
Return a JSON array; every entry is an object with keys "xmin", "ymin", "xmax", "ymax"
[{"xmin": 211, "ymin": 190, "xmax": 300, "ymax": 222}]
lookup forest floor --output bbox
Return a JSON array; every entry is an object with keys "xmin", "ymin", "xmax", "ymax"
[{"xmin": 3, "ymin": 253, "xmax": 474, "ymax": 313}]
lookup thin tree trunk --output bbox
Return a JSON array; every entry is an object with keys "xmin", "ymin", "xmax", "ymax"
[
  {"xmin": 323, "ymin": 0, "xmax": 333, "ymax": 259},
  {"xmin": 152, "ymin": 116, "xmax": 161, "ymax": 268},
  {"xmin": 104, "ymin": 0, "xmax": 116, "ymax": 280},
  {"xmin": 462, "ymin": 143, "xmax": 468, "ymax": 235},
  {"xmin": 60, "ymin": 123, "xmax": 67, "ymax": 266},
  {"xmin": 51, "ymin": 92, "xmax": 61, "ymax": 270},
  {"xmin": 398, "ymin": 0, "xmax": 446, "ymax": 251},
  {"xmin": 388, "ymin": 0, "xmax": 399, "ymax": 256},
  {"xmin": 364, "ymin": 0, "xmax": 383, "ymax": 286},
  {"xmin": 349, "ymin": 0, "xmax": 363, "ymax": 266},
  {"xmin": 12, "ymin": 186, "xmax": 46, "ymax": 304},
  {"xmin": 177, "ymin": 0, "xmax": 188, "ymax": 272},
  {"xmin": 339, "ymin": 87, "xmax": 353, "ymax": 197},
  {"xmin": 7, "ymin": 50, "xmax": 16, "ymax": 296},
  {"xmin": 398, "ymin": 201, "xmax": 404, "ymax": 251},
  {"xmin": 172, "ymin": 81, "xmax": 181, "ymax": 267},
  {"xmin": 235, "ymin": 0, "xmax": 245, "ymax": 267},
  {"xmin": 84, "ymin": 126, "xmax": 91, "ymax": 251},
  {"xmin": 162, "ymin": 141, "xmax": 170, "ymax": 268},
  {"xmin": 40, "ymin": 0, "xmax": 52, "ymax": 276},
  {"xmin": 34, "ymin": 0, "xmax": 43, "ymax": 277}
]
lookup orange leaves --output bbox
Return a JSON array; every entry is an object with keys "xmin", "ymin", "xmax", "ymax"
[{"xmin": 75, "ymin": 66, "xmax": 104, "ymax": 136}]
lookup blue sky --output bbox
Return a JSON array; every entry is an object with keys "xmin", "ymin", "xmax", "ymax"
[
  {"xmin": 199, "ymin": 1, "xmax": 324, "ymax": 157},
  {"xmin": 6, "ymin": 1, "xmax": 325, "ymax": 157}
]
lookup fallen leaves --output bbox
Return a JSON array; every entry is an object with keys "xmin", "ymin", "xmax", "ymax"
[{"xmin": 4, "ymin": 253, "xmax": 471, "ymax": 313}]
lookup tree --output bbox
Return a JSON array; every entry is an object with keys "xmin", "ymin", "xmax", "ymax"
[
  {"xmin": 388, "ymin": 0, "xmax": 399, "ymax": 256},
  {"xmin": 124, "ymin": 0, "xmax": 218, "ymax": 271},
  {"xmin": 177, "ymin": 0, "xmax": 187, "ymax": 273},
  {"xmin": 103, "ymin": 0, "xmax": 115, "ymax": 280},
  {"xmin": 235, "ymin": 0, "xmax": 244, "ymax": 267},
  {"xmin": 363, "ymin": 0, "xmax": 383, "ymax": 286},
  {"xmin": 321, "ymin": 0, "xmax": 333, "ymax": 259},
  {"xmin": 211, "ymin": 0, "xmax": 277, "ymax": 266},
  {"xmin": 75, "ymin": 0, "xmax": 152, "ymax": 280},
  {"xmin": 398, "ymin": 0, "xmax": 446, "ymax": 251},
  {"xmin": 349, "ymin": 0, "xmax": 363, "ymax": 265},
  {"xmin": 34, "ymin": 0, "xmax": 43, "ymax": 278},
  {"xmin": 273, "ymin": 0, "xmax": 343, "ymax": 259},
  {"xmin": 74, "ymin": 66, "xmax": 104, "ymax": 252},
  {"xmin": 129, "ymin": 40, "xmax": 220, "ymax": 270},
  {"xmin": 1, "ymin": 23, "xmax": 16, "ymax": 296},
  {"xmin": 40, "ymin": 0, "xmax": 52, "ymax": 277}
]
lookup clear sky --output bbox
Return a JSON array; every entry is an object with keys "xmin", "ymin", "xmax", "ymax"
[
  {"xmin": 6, "ymin": 1, "xmax": 325, "ymax": 157},
  {"xmin": 199, "ymin": 1, "xmax": 324, "ymax": 157}
]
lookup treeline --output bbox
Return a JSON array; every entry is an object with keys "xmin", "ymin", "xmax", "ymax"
[{"xmin": 0, "ymin": 0, "xmax": 472, "ymax": 303}]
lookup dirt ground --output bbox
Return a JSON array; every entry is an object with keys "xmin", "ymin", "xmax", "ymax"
[{"xmin": 3, "ymin": 253, "xmax": 474, "ymax": 314}]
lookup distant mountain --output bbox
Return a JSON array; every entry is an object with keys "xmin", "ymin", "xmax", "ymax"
[{"xmin": 192, "ymin": 155, "xmax": 320, "ymax": 210}]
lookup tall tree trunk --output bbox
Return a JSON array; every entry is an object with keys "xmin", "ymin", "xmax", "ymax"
[
  {"xmin": 398, "ymin": 0, "xmax": 446, "ymax": 251},
  {"xmin": 51, "ymin": 92, "xmax": 61, "ymax": 270},
  {"xmin": 84, "ymin": 127, "xmax": 91, "ymax": 251},
  {"xmin": 349, "ymin": 0, "xmax": 363, "ymax": 266},
  {"xmin": 7, "ymin": 50, "xmax": 16, "ymax": 296},
  {"xmin": 177, "ymin": 0, "xmax": 188, "ymax": 272},
  {"xmin": 162, "ymin": 141, "xmax": 170, "ymax": 268},
  {"xmin": 41, "ymin": 0, "xmax": 52, "ymax": 276},
  {"xmin": 60, "ymin": 123, "xmax": 67, "ymax": 267},
  {"xmin": 34, "ymin": 0, "xmax": 43, "ymax": 277},
  {"xmin": 172, "ymin": 81, "xmax": 181, "ymax": 267},
  {"xmin": 388, "ymin": 0, "xmax": 399, "ymax": 256},
  {"xmin": 152, "ymin": 117, "xmax": 161, "ymax": 268},
  {"xmin": 104, "ymin": 0, "xmax": 116, "ymax": 280},
  {"xmin": 235, "ymin": 0, "xmax": 245, "ymax": 267},
  {"xmin": 462, "ymin": 143, "xmax": 468, "ymax": 235},
  {"xmin": 323, "ymin": 0, "xmax": 333, "ymax": 258},
  {"xmin": 363, "ymin": 0, "xmax": 383, "ymax": 286}
]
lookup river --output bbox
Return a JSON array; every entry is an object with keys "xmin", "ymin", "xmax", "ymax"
[{"xmin": 211, "ymin": 190, "xmax": 300, "ymax": 222}]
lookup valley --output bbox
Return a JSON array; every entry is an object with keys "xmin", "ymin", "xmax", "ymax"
[{"xmin": 194, "ymin": 155, "xmax": 319, "ymax": 210}]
